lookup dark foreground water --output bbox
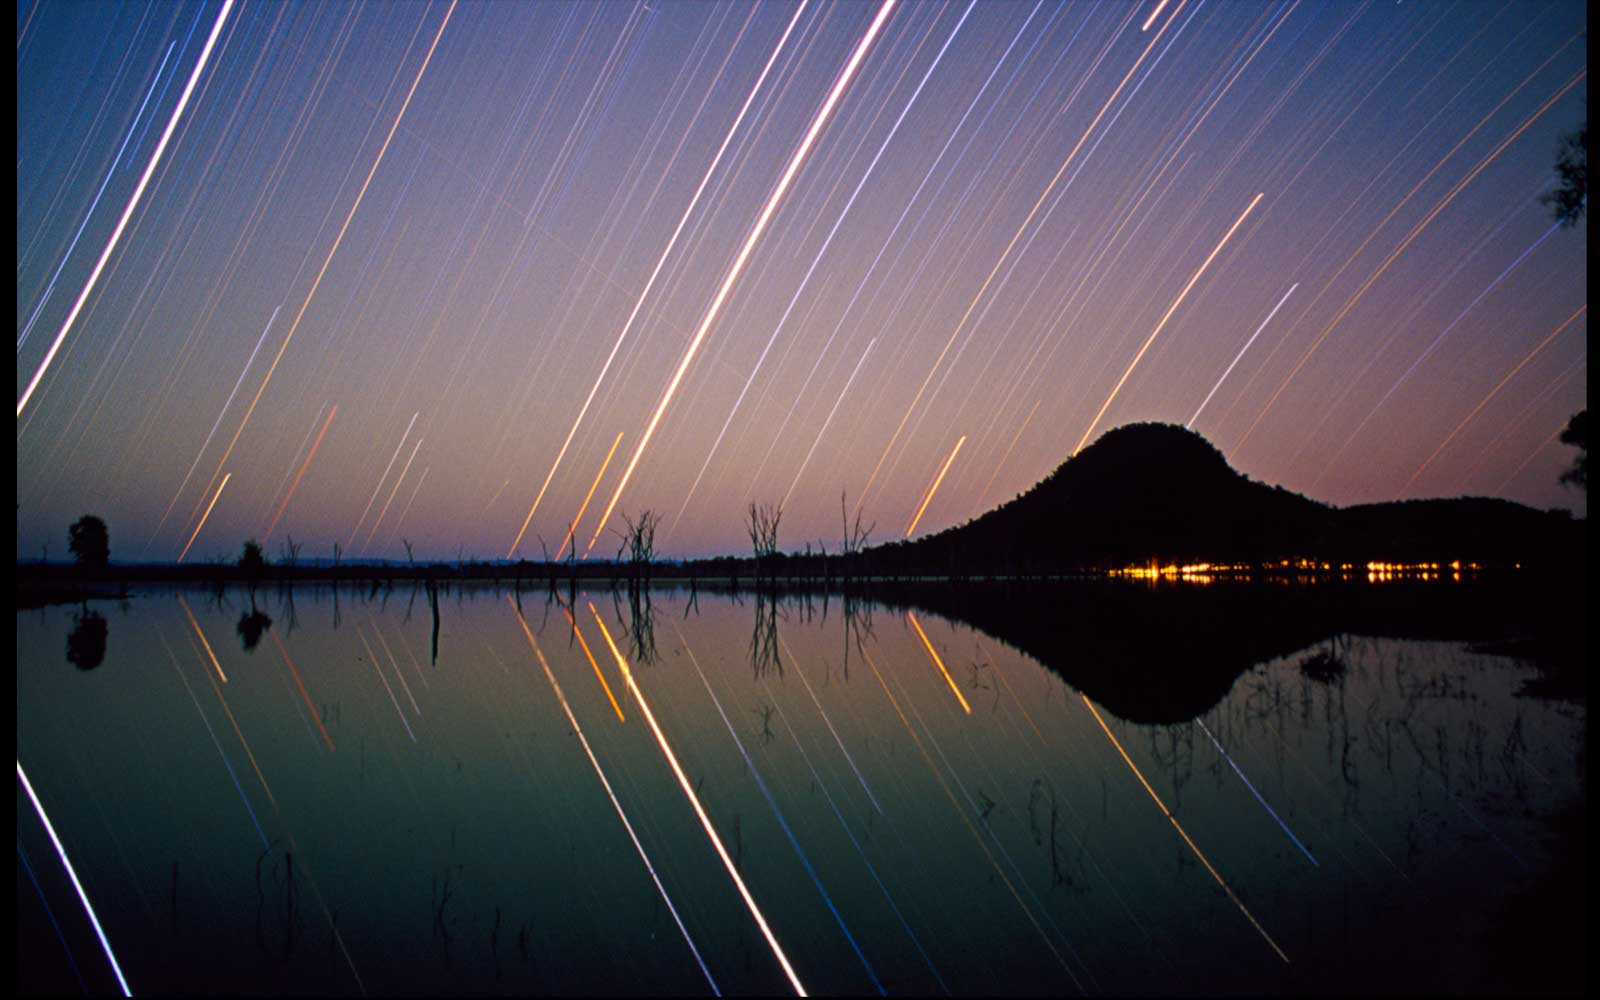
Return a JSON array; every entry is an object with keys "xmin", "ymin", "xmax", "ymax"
[{"xmin": 16, "ymin": 583, "xmax": 1585, "ymax": 995}]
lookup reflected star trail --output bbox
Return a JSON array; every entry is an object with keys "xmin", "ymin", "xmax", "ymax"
[
  {"xmin": 16, "ymin": 0, "xmax": 1587, "ymax": 561},
  {"xmin": 13, "ymin": 582, "xmax": 1588, "ymax": 994}
]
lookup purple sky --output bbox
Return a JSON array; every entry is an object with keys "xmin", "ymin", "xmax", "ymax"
[{"xmin": 17, "ymin": 0, "xmax": 1588, "ymax": 562}]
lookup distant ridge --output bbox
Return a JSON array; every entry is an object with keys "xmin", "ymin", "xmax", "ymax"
[{"xmin": 873, "ymin": 422, "xmax": 1579, "ymax": 574}]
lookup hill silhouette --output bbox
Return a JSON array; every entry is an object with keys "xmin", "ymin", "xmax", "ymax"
[{"xmin": 867, "ymin": 422, "xmax": 1579, "ymax": 575}]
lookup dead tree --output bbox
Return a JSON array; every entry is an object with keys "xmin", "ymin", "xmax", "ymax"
[{"xmin": 746, "ymin": 502, "xmax": 782, "ymax": 587}]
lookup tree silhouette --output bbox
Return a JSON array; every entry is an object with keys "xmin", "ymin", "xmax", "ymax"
[
  {"xmin": 1558, "ymin": 411, "xmax": 1587, "ymax": 492},
  {"xmin": 68, "ymin": 515, "xmax": 110, "ymax": 572},
  {"xmin": 237, "ymin": 609, "xmax": 273, "ymax": 651},
  {"xmin": 1543, "ymin": 119, "xmax": 1586, "ymax": 228},
  {"xmin": 240, "ymin": 539, "xmax": 267, "ymax": 578},
  {"xmin": 66, "ymin": 610, "xmax": 108, "ymax": 670},
  {"xmin": 1543, "ymin": 117, "xmax": 1585, "ymax": 494}
]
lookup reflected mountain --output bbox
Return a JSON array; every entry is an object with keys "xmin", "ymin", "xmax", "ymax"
[
  {"xmin": 865, "ymin": 576, "xmax": 1573, "ymax": 724},
  {"xmin": 66, "ymin": 609, "xmax": 108, "ymax": 670}
]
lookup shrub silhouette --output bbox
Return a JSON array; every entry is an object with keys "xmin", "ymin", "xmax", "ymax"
[
  {"xmin": 68, "ymin": 515, "xmax": 109, "ymax": 572},
  {"xmin": 240, "ymin": 539, "xmax": 267, "ymax": 578},
  {"xmin": 1543, "ymin": 119, "xmax": 1585, "ymax": 228},
  {"xmin": 237, "ymin": 610, "xmax": 273, "ymax": 651},
  {"xmin": 1559, "ymin": 410, "xmax": 1586, "ymax": 492},
  {"xmin": 66, "ymin": 611, "xmax": 108, "ymax": 670}
]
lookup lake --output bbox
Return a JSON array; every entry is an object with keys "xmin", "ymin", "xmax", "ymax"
[{"xmin": 16, "ymin": 581, "xmax": 1585, "ymax": 995}]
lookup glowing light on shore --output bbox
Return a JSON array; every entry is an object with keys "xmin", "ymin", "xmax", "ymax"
[
  {"xmin": 1082, "ymin": 694, "xmax": 1289, "ymax": 963},
  {"xmin": 17, "ymin": 761, "xmax": 132, "ymax": 997},
  {"xmin": 18, "ymin": 0, "xmax": 235, "ymax": 418},
  {"xmin": 177, "ymin": 472, "xmax": 231, "ymax": 564},
  {"xmin": 586, "ymin": 0, "xmax": 898, "ymax": 556},
  {"xmin": 587, "ymin": 604, "xmax": 808, "ymax": 995},
  {"xmin": 1074, "ymin": 191, "xmax": 1264, "ymax": 456},
  {"xmin": 907, "ymin": 612, "xmax": 971, "ymax": 714},
  {"xmin": 905, "ymin": 435, "xmax": 966, "ymax": 537}
]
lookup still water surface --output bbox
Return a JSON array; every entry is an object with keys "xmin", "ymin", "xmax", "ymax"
[{"xmin": 16, "ymin": 584, "xmax": 1583, "ymax": 995}]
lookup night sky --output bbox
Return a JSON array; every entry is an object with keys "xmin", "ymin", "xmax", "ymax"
[{"xmin": 16, "ymin": 0, "xmax": 1588, "ymax": 563}]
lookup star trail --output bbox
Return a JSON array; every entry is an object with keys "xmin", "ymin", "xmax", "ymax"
[{"xmin": 16, "ymin": 0, "xmax": 1587, "ymax": 562}]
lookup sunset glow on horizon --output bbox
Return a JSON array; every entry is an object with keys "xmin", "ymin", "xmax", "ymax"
[{"xmin": 17, "ymin": 0, "xmax": 1587, "ymax": 562}]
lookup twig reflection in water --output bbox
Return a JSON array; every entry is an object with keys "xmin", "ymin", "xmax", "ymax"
[
  {"xmin": 859, "ymin": 647, "xmax": 1090, "ymax": 990},
  {"xmin": 509, "ymin": 599, "xmax": 719, "ymax": 993},
  {"xmin": 578, "ymin": 602, "xmax": 809, "ymax": 995},
  {"xmin": 774, "ymin": 630, "xmax": 884, "ymax": 814},
  {"xmin": 1194, "ymin": 718, "xmax": 1318, "ymax": 866},
  {"xmin": 1080, "ymin": 695, "xmax": 1290, "ymax": 964}
]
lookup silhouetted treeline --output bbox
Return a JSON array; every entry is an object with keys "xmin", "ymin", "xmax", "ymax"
[{"xmin": 15, "ymin": 424, "xmax": 1583, "ymax": 600}]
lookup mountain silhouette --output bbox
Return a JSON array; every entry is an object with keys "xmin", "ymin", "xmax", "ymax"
[{"xmin": 869, "ymin": 422, "xmax": 1578, "ymax": 574}]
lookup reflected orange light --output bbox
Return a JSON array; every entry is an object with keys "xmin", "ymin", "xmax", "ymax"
[
  {"xmin": 860, "ymin": 647, "xmax": 1079, "ymax": 983},
  {"xmin": 507, "ymin": 600, "xmax": 719, "ymax": 992},
  {"xmin": 272, "ymin": 632, "xmax": 334, "ymax": 752},
  {"xmin": 907, "ymin": 611, "xmax": 971, "ymax": 714},
  {"xmin": 1081, "ymin": 694, "xmax": 1287, "ymax": 963},
  {"xmin": 178, "ymin": 594, "xmax": 227, "ymax": 683},
  {"xmin": 561, "ymin": 605, "xmax": 625, "ymax": 723},
  {"xmin": 192, "ymin": 633, "xmax": 278, "ymax": 808},
  {"xmin": 586, "ymin": 603, "xmax": 808, "ymax": 995}
]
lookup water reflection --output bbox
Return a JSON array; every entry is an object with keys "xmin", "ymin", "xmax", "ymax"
[
  {"xmin": 15, "ymin": 582, "xmax": 1583, "ymax": 995},
  {"xmin": 65, "ymin": 609, "xmax": 108, "ymax": 670},
  {"xmin": 236, "ymin": 609, "xmax": 273, "ymax": 652}
]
